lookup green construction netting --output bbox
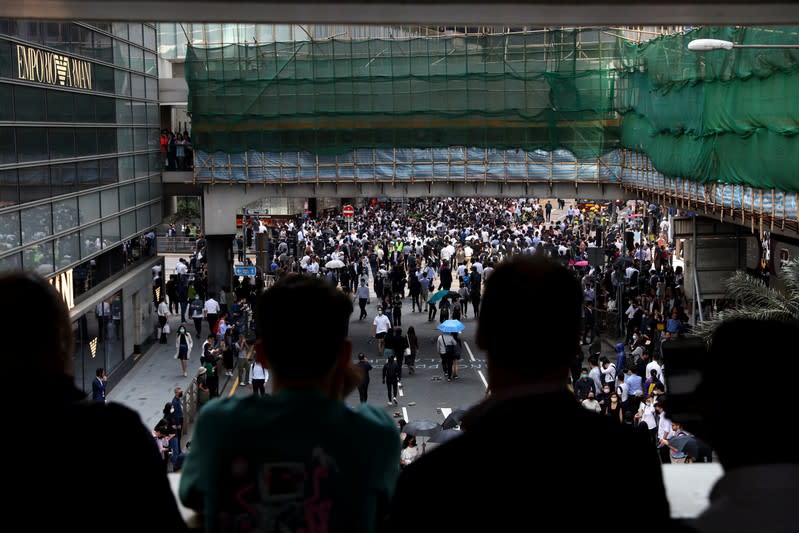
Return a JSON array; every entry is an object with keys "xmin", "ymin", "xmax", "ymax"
[
  {"xmin": 618, "ymin": 26, "xmax": 799, "ymax": 192},
  {"xmin": 186, "ymin": 29, "xmax": 621, "ymax": 158}
]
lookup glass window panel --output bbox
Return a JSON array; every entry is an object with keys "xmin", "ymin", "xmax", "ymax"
[
  {"xmin": 73, "ymin": 24, "xmax": 93, "ymax": 58},
  {"xmin": 101, "ymin": 188, "xmax": 119, "ymax": 216},
  {"xmin": 146, "ymin": 77, "xmax": 158, "ymax": 100},
  {"xmin": 94, "ymin": 64, "xmax": 115, "ymax": 93},
  {"xmin": 150, "ymin": 202, "xmax": 161, "ymax": 227},
  {"xmin": 118, "ymin": 156, "xmax": 135, "ymax": 181},
  {"xmin": 79, "ymin": 192, "xmax": 100, "ymax": 224},
  {"xmin": 23, "ymin": 240, "xmax": 54, "ymax": 275},
  {"xmin": 120, "ymin": 211, "xmax": 136, "ymax": 238},
  {"xmin": 75, "ymin": 128, "xmax": 98, "ymax": 156},
  {"xmin": 131, "ymin": 74, "xmax": 145, "ymax": 98},
  {"xmin": 136, "ymin": 206, "xmax": 150, "ymax": 230},
  {"xmin": 0, "ymin": 40, "xmax": 12, "ymax": 79},
  {"xmin": 92, "ymin": 22, "xmax": 112, "ymax": 32},
  {"xmin": 14, "ymin": 86, "xmax": 46, "ymax": 121},
  {"xmin": 0, "ymin": 127, "xmax": 16, "ymax": 164},
  {"xmin": 0, "ymin": 211, "xmax": 20, "ymax": 249},
  {"xmin": 113, "ymin": 39, "xmax": 129, "ymax": 68},
  {"xmin": 49, "ymin": 128, "xmax": 75, "ymax": 158},
  {"xmin": 53, "ymin": 197, "xmax": 78, "ymax": 232},
  {"xmin": 74, "ymin": 94, "xmax": 96, "ymax": 122},
  {"xmin": 21, "ymin": 204, "xmax": 52, "ymax": 244},
  {"xmin": 149, "ymin": 176, "xmax": 162, "ymax": 198},
  {"xmin": 98, "ymin": 130, "xmax": 117, "ymax": 154},
  {"xmin": 135, "ymin": 180, "xmax": 149, "ymax": 203},
  {"xmin": 55, "ymin": 232, "xmax": 79, "ymax": 268},
  {"xmin": 149, "ymin": 152, "xmax": 160, "ymax": 174},
  {"xmin": 50, "ymin": 163, "xmax": 77, "ymax": 196},
  {"xmin": 129, "ymin": 24, "xmax": 144, "ymax": 45},
  {"xmin": 115, "ymin": 99, "xmax": 131, "ymax": 123},
  {"xmin": 93, "ymin": 31, "xmax": 113, "ymax": 63},
  {"xmin": 96, "ymin": 97, "xmax": 115, "ymax": 123},
  {"xmin": 47, "ymin": 91, "xmax": 74, "ymax": 122},
  {"xmin": 78, "ymin": 160, "xmax": 99, "ymax": 188},
  {"xmin": 112, "ymin": 23, "xmax": 128, "ymax": 39},
  {"xmin": 133, "ymin": 128, "xmax": 147, "ymax": 152},
  {"xmin": 80, "ymin": 224, "xmax": 101, "ymax": 258},
  {"xmin": 115, "ymin": 70, "xmax": 130, "ymax": 96},
  {"xmin": 130, "ymin": 45, "xmax": 143, "ymax": 72},
  {"xmin": 0, "ymin": 84, "xmax": 12, "ymax": 121},
  {"xmin": 143, "ymin": 25, "xmax": 156, "ymax": 51},
  {"xmin": 119, "ymin": 183, "xmax": 135, "ymax": 208},
  {"xmin": 17, "ymin": 128, "xmax": 48, "ymax": 162},
  {"xmin": 144, "ymin": 51, "xmax": 157, "ymax": 76},
  {"xmin": 146, "ymin": 103, "xmax": 159, "ymax": 126},
  {"xmin": 42, "ymin": 22, "xmax": 66, "ymax": 51},
  {"xmin": 102, "ymin": 218, "xmax": 120, "ymax": 245},
  {"xmin": 135, "ymin": 154, "xmax": 149, "ymax": 177},
  {"xmin": 18, "ymin": 167, "xmax": 50, "ymax": 203},
  {"xmin": 99, "ymin": 158, "xmax": 117, "ymax": 184},
  {"xmin": 117, "ymin": 128, "xmax": 133, "ymax": 153},
  {"xmin": 0, "ymin": 253, "xmax": 21, "ymax": 271},
  {"xmin": 0, "ymin": 169, "xmax": 18, "ymax": 207},
  {"xmin": 132, "ymin": 101, "xmax": 147, "ymax": 124}
]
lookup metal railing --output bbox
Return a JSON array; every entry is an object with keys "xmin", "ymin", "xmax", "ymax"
[{"xmin": 157, "ymin": 236, "xmax": 198, "ymax": 254}]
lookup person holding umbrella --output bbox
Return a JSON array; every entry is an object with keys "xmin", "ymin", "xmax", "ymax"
[{"xmin": 390, "ymin": 256, "xmax": 672, "ymax": 531}]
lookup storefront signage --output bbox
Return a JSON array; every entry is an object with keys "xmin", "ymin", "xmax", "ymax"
[{"xmin": 16, "ymin": 44, "xmax": 93, "ymax": 90}]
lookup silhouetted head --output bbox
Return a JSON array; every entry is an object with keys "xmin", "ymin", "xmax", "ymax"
[
  {"xmin": 701, "ymin": 318, "xmax": 799, "ymax": 468},
  {"xmin": 477, "ymin": 257, "xmax": 581, "ymax": 382},
  {"xmin": 0, "ymin": 272, "xmax": 71, "ymax": 375},
  {"xmin": 256, "ymin": 274, "xmax": 352, "ymax": 380}
]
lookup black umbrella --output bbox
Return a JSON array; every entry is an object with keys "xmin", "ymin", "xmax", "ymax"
[
  {"xmin": 428, "ymin": 428, "xmax": 463, "ymax": 444},
  {"xmin": 613, "ymin": 255, "xmax": 634, "ymax": 269},
  {"xmin": 668, "ymin": 435, "xmax": 712, "ymax": 460},
  {"xmin": 441, "ymin": 404, "xmax": 475, "ymax": 430},
  {"xmin": 403, "ymin": 419, "xmax": 442, "ymax": 437}
]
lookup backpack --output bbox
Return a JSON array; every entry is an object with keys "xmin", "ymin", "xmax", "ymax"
[
  {"xmin": 443, "ymin": 336, "xmax": 457, "ymax": 357},
  {"xmin": 190, "ymin": 299, "xmax": 203, "ymax": 316}
]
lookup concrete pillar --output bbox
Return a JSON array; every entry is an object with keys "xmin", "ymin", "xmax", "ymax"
[{"xmin": 206, "ymin": 234, "xmax": 234, "ymax": 295}]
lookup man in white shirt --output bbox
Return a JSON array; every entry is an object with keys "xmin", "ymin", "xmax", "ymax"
[
  {"xmin": 204, "ymin": 296, "xmax": 220, "ymax": 332},
  {"xmin": 655, "ymin": 400, "xmax": 673, "ymax": 464},
  {"xmin": 372, "ymin": 307, "xmax": 392, "ymax": 357},
  {"xmin": 249, "ymin": 360, "xmax": 269, "ymax": 396}
]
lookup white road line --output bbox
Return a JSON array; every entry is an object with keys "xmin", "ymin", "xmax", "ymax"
[
  {"xmin": 402, "ymin": 407, "xmax": 409, "ymax": 422},
  {"xmin": 399, "ymin": 387, "xmax": 404, "ymax": 397},
  {"xmin": 464, "ymin": 340, "xmax": 476, "ymax": 362},
  {"xmin": 440, "ymin": 407, "xmax": 452, "ymax": 420},
  {"xmin": 478, "ymin": 370, "xmax": 488, "ymax": 389}
]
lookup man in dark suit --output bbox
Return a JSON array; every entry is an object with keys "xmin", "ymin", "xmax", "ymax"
[{"xmin": 390, "ymin": 257, "xmax": 672, "ymax": 531}]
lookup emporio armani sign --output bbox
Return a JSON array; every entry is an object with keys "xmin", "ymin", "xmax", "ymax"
[{"xmin": 16, "ymin": 44, "xmax": 93, "ymax": 90}]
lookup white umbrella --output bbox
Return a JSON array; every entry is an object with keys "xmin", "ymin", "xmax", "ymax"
[{"xmin": 325, "ymin": 259, "xmax": 345, "ymax": 269}]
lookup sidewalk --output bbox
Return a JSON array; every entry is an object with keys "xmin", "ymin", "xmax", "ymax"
[{"xmin": 108, "ymin": 314, "xmax": 232, "ymax": 436}]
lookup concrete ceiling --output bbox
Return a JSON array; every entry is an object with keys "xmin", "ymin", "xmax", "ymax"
[{"xmin": 1, "ymin": 1, "xmax": 798, "ymax": 25}]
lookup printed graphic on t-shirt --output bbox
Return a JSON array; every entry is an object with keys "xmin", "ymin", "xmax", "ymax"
[{"xmin": 218, "ymin": 447, "xmax": 339, "ymax": 532}]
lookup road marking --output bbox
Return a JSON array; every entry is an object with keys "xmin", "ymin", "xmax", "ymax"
[
  {"xmin": 399, "ymin": 386, "xmax": 404, "ymax": 397},
  {"xmin": 478, "ymin": 370, "xmax": 488, "ymax": 389},
  {"xmin": 402, "ymin": 407, "xmax": 409, "ymax": 422},
  {"xmin": 464, "ymin": 341, "xmax": 476, "ymax": 362},
  {"xmin": 440, "ymin": 407, "xmax": 452, "ymax": 420}
]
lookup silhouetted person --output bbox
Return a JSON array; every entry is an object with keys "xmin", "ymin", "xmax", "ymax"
[
  {"xmin": 390, "ymin": 257, "xmax": 672, "ymax": 531},
  {"xmin": 692, "ymin": 319, "xmax": 799, "ymax": 533},
  {"xmin": 180, "ymin": 274, "xmax": 399, "ymax": 532},
  {"xmin": 2, "ymin": 272, "xmax": 186, "ymax": 530}
]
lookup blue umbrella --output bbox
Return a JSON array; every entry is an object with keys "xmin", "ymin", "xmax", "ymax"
[
  {"xmin": 438, "ymin": 320, "xmax": 465, "ymax": 334},
  {"xmin": 428, "ymin": 290, "xmax": 459, "ymax": 304}
]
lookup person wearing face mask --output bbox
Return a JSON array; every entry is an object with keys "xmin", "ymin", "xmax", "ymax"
[
  {"xmin": 602, "ymin": 391, "xmax": 623, "ymax": 423},
  {"xmin": 634, "ymin": 393, "xmax": 658, "ymax": 446},
  {"xmin": 574, "ymin": 367, "xmax": 596, "ymax": 400},
  {"xmin": 372, "ymin": 306, "xmax": 392, "ymax": 357},
  {"xmin": 174, "ymin": 324, "xmax": 194, "ymax": 377},
  {"xmin": 581, "ymin": 391, "xmax": 600, "ymax": 413}
]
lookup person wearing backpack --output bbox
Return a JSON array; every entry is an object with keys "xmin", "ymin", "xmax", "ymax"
[
  {"xmin": 436, "ymin": 332, "xmax": 457, "ymax": 382},
  {"xmin": 382, "ymin": 355, "xmax": 400, "ymax": 405}
]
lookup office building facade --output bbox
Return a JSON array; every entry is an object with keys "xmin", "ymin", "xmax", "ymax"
[{"xmin": 0, "ymin": 20, "xmax": 163, "ymax": 395}]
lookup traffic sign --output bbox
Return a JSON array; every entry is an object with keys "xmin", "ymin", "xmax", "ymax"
[
  {"xmin": 342, "ymin": 204, "xmax": 354, "ymax": 218},
  {"xmin": 234, "ymin": 265, "xmax": 257, "ymax": 277}
]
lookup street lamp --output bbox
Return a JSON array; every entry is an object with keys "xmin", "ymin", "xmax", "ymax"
[{"xmin": 688, "ymin": 38, "xmax": 799, "ymax": 51}]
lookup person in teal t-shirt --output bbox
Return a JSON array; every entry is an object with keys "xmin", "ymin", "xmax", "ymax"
[{"xmin": 180, "ymin": 275, "xmax": 400, "ymax": 533}]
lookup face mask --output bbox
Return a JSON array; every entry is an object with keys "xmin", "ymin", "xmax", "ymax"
[{"xmin": 581, "ymin": 374, "xmax": 588, "ymax": 379}]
